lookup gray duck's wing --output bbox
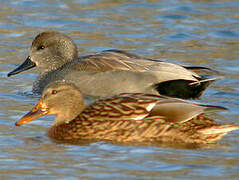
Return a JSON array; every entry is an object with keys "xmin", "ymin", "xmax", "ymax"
[{"xmin": 72, "ymin": 49, "xmax": 201, "ymax": 81}]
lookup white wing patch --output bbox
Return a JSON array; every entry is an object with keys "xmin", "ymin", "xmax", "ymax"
[
  {"xmin": 146, "ymin": 102, "xmax": 157, "ymax": 112},
  {"xmin": 133, "ymin": 102, "xmax": 157, "ymax": 121},
  {"xmin": 133, "ymin": 114, "xmax": 149, "ymax": 121}
]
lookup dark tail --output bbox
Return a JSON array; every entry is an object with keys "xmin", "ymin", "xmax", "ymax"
[
  {"xmin": 184, "ymin": 66, "xmax": 221, "ymax": 75},
  {"xmin": 154, "ymin": 77, "xmax": 217, "ymax": 99}
]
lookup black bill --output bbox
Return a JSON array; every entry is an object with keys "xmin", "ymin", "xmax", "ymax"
[{"xmin": 7, "ymin": 56, "xmax": 36, "ymax": 77}]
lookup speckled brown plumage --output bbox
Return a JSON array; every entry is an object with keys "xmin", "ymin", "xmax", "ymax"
[
  {"xmin": 47, "ymin": 109, "xmax": 233, "ymax": 145},
  {"xmin": 15, "ymin": 82, "xmax": 239, "ymax": 146}
]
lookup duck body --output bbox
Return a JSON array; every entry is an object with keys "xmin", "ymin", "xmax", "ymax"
[
  {"xmin": 16, "ymin": 82, "xmax": 238, "ymax": 145},
  {"xmin": 34, "ymin": 64, "xmax": 185, "ymax": 97},
  {"xmin": 8, "ymin": 32, "xmax": 218, "ymax": 99},
  {"xmin": 48, "ymin": 113, "xmax": 230, "ymax": 145}
]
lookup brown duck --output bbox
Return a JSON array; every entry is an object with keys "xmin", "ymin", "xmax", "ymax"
[
  {"xmin": 8, "ymin": 32, "xmax": 218, "ymax": 99},
  {"xmin": 15, "ymin": 82, "xmax": 238, "ymax": 145}
]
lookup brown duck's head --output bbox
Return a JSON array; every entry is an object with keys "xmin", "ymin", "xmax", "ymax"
[
  {"xmin": 8, "ymin": 32, "xmax": 78, "ymax": 77},
  {"xmin": 15, "ymin": 81, "xmax": 85, "ymax": 126}
]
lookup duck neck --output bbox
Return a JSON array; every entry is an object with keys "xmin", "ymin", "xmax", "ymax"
[
  {"xmin": 40, "ymin": 64, "xmax": 62, "ymax": 74},
  {"xmin": 52, "ymin": 100, "xmax": 86, "ymax": 127}
]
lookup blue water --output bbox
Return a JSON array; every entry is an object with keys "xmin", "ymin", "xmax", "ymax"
[{"xmin": 1, "ymin": 0, "xmax": 239, "ymax": 179}]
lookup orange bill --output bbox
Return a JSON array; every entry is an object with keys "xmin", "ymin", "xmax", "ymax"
[{"xmin": 15, "ymin": 99, "xmax": 48, "ymax": 126}]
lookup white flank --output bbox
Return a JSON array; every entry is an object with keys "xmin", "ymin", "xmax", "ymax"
[{"xmin": 199, "ymin": 125, "xmax": 239, "ymax": 135}]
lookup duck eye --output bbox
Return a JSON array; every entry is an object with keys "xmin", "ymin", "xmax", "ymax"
[
  {"xmin": 51, "ymin": 90, "xmax": 57, "ymax": 94},
  {"xmin": 38, "ymin": 45, "xmax": 45, "ymax": 50}
]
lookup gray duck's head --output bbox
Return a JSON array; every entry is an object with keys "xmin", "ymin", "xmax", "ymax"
[{"xmin": 8, "ymin": 32, "xmax": 78, "ymax": 77}]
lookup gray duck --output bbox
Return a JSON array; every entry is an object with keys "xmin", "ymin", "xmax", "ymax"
[{"xmin": 8, "ymin": 32, "xmax": 218, "ymax": 99}]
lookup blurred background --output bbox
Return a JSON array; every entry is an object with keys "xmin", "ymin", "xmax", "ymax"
[{"xmin": 0, "ymin": 0, "xmax": 239, "ymax": 179}]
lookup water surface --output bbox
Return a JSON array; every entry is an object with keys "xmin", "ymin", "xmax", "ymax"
[{"xmin": 1, "ymin": 0, "xmax": 239, "ymax": 179}]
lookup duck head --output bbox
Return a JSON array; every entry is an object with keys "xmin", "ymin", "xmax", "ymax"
[
  {"xmin": 8, "ymin": 32, "xmax": 78, "ymax": 77},
  {"xmin": 15, "ymin": 82, "xmax": 85, "ymax": 126}
]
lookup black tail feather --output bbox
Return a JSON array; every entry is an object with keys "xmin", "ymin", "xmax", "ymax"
[
  {"xmin": 184, "ymin": 66, "xmax": 221, "ymax": 75},
  {"xmin": 154, "ymin": 78, "xmax": 215, "ymax": 99}
]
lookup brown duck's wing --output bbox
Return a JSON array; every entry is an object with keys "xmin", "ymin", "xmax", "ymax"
[
  {"xmin": 80, "ymin": 93, "xmax": 163, "ymax": 121},
  {"xmin": 80, "ymin": 93, "xmax": 227, "ymax": 124},
  {"xmin": 149, "ymin": 98, "xmax": 227, "ymax": 123}
]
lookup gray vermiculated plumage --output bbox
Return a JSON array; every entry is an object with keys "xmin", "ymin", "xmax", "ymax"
[{"xmin": 8, "ymin": 32, "xmax": 218, "ymax": 99}]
